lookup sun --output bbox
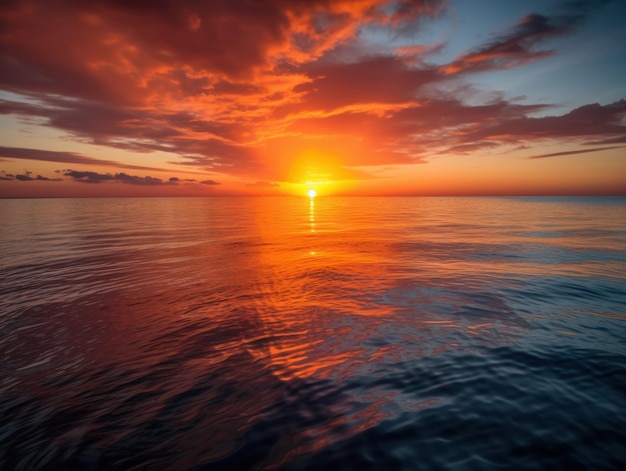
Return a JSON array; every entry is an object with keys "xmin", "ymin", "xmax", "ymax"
[{"xmin": 307, "ymin": 189, "xmax": 317, "ymax": 198}]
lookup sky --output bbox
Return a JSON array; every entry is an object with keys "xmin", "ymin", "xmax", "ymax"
[{"xmin": 0, "ymin": 0, "xmax": 625, "ymax": 197}]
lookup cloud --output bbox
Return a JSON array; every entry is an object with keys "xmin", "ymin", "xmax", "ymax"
[
  {"xmin": 0, "ymin": 96, "xmax": 265, "ymax": 175},
  {"xmin": 115, "ymin": 173, "xmax": 173, "ymax": 186},
  {"xmin": 287, "ymin": 55, "xmax": 439, "ymax": 112},
  {"xmin": 63, "ymin": 171, "xmax": 115, "ymax": 184},
  {"xmin": 528, "ymin": 146, "xmax": 622, "ymax": 159},
  {"xmin": 0, "ymin": 0, "xmax": 444, "ymax": 100},
  {"xmin": 0, "ymin": 1, "xmax": 447, "ymax": 174},
  {"xmin": 285, "ymin": 97, "xmax": 552, "ymax": 164},
  {"xmin": 443, "ymin": 14, "xmax": 563, "ymax": 74},
  {"xmin": 455, "ymin": 100, "xmax": 626, "ymax": 146},
  {"xmin": 0, "ymin": 144, "xmax": 119, "ymax": 166},
  {"xmin": 64, "ymin": 170, "xmax": 188, "ymax": 185},
  {"xmin": 200, "ymin": 179, "xmax": 221, "ymax": 185},
  {"xmin": 0, "ymin": 145, "xmax": 176, "ymax": 173},
  {"xmin": 0, "ymin": 98, "xmax": 186, "ymax": 154},
  {"xmin": 9, "ymin": 171, "xmax": 61, "ymax": 181},
  {"xmin": 35, "ymin": 175, "xmax": 63, "ymax": 181},
  {"xmin": 0, "ymin": 1, "xmax": 295, "ymax": 103},
  {"xmin": 443, "ymin": 1, "xmax": 614, "ymax": 74},
  {"xmin": 14, "ymin": 174, "xmax": 34, "ymax": 181}
]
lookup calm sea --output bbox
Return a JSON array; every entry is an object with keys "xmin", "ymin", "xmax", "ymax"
[{"xmin": 1, "ymin": 196, "xmax": 625, "ymax": 470}]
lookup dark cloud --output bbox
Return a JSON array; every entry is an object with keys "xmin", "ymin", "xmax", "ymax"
[
  {"xmin": 64, "ymin": 170, "xmax": 181, "ymax": 185},
  {"xmin": 0, "ymin": 144, "xmax": 119, "ymax": 166},
  {"xmin": 0, "ymin": 98, "xmax": 183, "ymax": 154},
  {"xmin": 115, "ymin": 173, "xmax": 171, "ymax": 186},
  {"xmin": 36, "ymin": 175, "xmax": 63, "ymax": 181},
  {"xmin": 444, "ymin": 1, "xmax": 613, "ymax": 74},
  {"xmin": 456, "ymin": 100, "xmax": 626, "ymax": 145},
  {"xmin": 10, "ymin": 170, "xmax": 61, "ymax": 181},
  {"xmin": 528, "ymin": 146, "xmax": 622, "ymax": 159},
  {"xmin": 445, "ymin": 14, "xmax": 567, "ymax": 74},
  {"xmin": 441, "ymin": 141, "xmax": 501, "ymax": 155},
  {"xmin": 288, "ymin": 56, "xmax": 439, "ymax": 113},
  {"xmin": 61, "ymin": 169, "xmax": 218, "ymax": 186},
  {"xmin": 15, "ymin": 174, "xmax": 34, "ymax": 181},
  {"xmin": 64, "ymin": 170, "xmax": 116, "ymax": 184}
]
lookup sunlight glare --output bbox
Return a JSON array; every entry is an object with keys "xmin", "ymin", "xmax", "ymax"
[{"xmin": 307, "ymin": 189, "xmax": 317, "ymax": 198}]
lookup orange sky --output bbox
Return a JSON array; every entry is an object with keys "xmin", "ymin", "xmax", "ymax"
[{"xmin": 0, "ymin": 0, "xmax": 625, "ymax": 197}]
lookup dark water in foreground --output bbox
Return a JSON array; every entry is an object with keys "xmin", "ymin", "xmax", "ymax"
[{"xmin": 1, "ymin": 196, "xmax": 625, "ymax": 470}]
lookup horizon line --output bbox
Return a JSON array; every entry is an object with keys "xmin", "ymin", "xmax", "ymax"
[{"xmin": 2, "ymin": 194, "xmax": 626, "ymax": 200}]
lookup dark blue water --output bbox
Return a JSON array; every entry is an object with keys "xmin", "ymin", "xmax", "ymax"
[{"xmin": 1, "ymin": 197, "xmax": 625, "ymax": 469}]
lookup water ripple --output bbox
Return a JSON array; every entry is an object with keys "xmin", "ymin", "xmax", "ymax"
[{"xmin": 1, "ymin": 197, "xmax": 625, "ymax": 469}]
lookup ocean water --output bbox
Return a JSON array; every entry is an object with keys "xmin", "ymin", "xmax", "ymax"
[{"xmin": 1, "ymin": 196, "xmax": 625, "ymax": 470}]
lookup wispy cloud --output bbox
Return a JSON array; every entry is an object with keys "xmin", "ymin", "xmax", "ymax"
[
  {"xmin": 452, "ymin": 100, "xmax": 626, "ymax": 150},
  {"xmin": 444, "ymin": 0, "xmax": 615, "ymax": 74},
  {"xmin": 0, "ymin": 145, "xmax": 176, "ymax": 173},
  {"xmin": 528, "ymin": 146, "xmax": 622, "ymax": 159}
]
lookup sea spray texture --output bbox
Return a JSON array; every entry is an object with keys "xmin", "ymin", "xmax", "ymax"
[{"xmin": 0, "ymin": 196, "xmax": 625, "ymax": 470}]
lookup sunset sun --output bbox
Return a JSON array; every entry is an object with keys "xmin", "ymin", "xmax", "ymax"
[{"xmin": 307, "ymin": 189, "xmax": 317, "ymax": 198}]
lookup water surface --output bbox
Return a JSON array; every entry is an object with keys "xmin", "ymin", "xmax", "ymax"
[{"xmin": 1, "ymin": 196, "xmax": 625, "ymax": 469}]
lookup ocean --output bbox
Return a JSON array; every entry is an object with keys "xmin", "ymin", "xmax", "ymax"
[{"xmin": 1, "ymin": 196, "xmax": 625, "ymax": 470}]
